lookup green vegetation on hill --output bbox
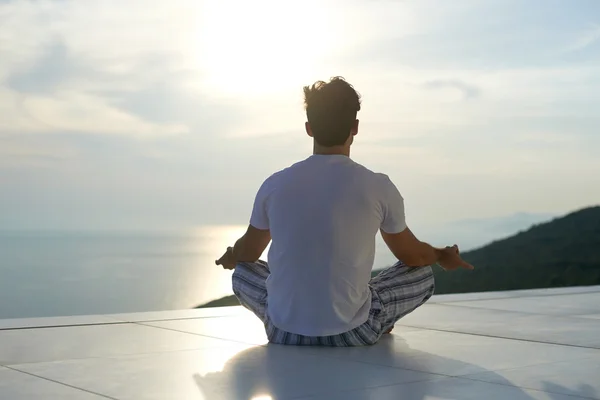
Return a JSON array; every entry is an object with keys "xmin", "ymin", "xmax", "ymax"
[
  {"xmin": 197, "ymin": 206, "xmax": 600, "ymax": 307},
  {"xmin": 432, "ymin": 206, "xmax": 600, "ymax": 294}
]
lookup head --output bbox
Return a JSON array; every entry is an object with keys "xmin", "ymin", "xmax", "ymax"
[{"xmin": 303, "ymin": 77, "xmax": 361, "ymax": 154}]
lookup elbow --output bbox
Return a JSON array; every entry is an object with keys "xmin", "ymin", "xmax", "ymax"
[
  {"xmin": 238, "ymin": 256, "xmax": 259, "ymax": 263},
  {"xmin": 402, "ymin": 258, "xmax": 425, "ymax": 268},
  {"xmin": 237, "ymin": 249, "xmax": 261, "ymax": 263},
  {"xmin": 398, "ymin": 252, "xmax": 427, "ymax": 267}
]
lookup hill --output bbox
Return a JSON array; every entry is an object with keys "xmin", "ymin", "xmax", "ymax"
[
  {"xmin": 196, "ymin": 206, "xmax": 600, "ymax": 307},
  {"xmin": 433, "ymin": 205, "xmax": 600, "ymax": 294}
]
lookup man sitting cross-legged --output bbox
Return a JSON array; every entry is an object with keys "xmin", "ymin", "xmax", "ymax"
[{"xmin": 216, "ymin": 77, "xmax": 474, "ymax": 346}]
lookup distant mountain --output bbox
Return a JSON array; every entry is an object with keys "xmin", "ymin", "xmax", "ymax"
[
  {"xmin": 433, "ymin": 206, "xmax": 600, "ymax": 294},
  {"xmin": 448, "ymin": 212, "xmax": 556, "ymax": 233}
]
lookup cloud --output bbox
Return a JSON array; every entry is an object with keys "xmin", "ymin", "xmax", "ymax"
[
  {"xmin": 1, "ymin": 0, "xmax": 599, "ymax": 230},
  {"xmin": 0, "ymin": 0, "xmax": 203, "ymax": 138},
  {"xmin": 336, "ymin": 1, "xmax": 600, "ymax": 71},
  {"xmin": 6, "ymin": 41, "xmax": 74, "ymax": 94},
  {"xmin": 0, "ymin": 133, "xmax": 79, "ymax": 171},
  {"xmin": 422, "ymin": 79, "xmax": 481, "ymax": 100},
  {"xmin": 566, "ymin": 24, "xmax": 600, "ymax": 52},
  {"xmin": 0, "ymin": 87, "xmax": 189, "ymax": 136}
]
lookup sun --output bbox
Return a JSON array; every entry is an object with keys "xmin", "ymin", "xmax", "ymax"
[{"xmin": 195, "ymin": 0, "xmax": 337, "ymax": 96}]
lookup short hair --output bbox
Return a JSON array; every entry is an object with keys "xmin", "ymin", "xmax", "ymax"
[{"xmin": 303, "ymin": 76, "xmax": 361, "ymax": 147}]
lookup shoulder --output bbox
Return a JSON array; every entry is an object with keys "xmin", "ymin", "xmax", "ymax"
[
  {"xmin": 353, "ymin": 162, "xmax": 403, "ymax": 199},
  {"xmin": 373, "ymin": 172, "xmax": 395, "ymax": 186},
  {"xmin": 371, "ymin": 173, "xmax": 401, "ymax": 198},
  {"xmin": 267, "ymin": 157, "xmax": 312, "ymax": 179},
  {"xmin": 257, "ymin": 171, "xmax": 282, "ymax": 193},
  {"xmin": 257, "ymin": 160, "xmax": 301, "ymax": 191},
  {"xmin": 350, "ymin": 160, "xmax": 395, "ymax": 186}
]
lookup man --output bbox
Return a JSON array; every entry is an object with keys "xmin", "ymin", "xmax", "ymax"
[{"xmin": 216, "ymin": 77, "xmax": 474, "ymax": 346}]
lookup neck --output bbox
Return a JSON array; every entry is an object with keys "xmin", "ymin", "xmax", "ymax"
[{"xmin": 313, "ymin": 144, "xmax": 350, "ymax": 157}]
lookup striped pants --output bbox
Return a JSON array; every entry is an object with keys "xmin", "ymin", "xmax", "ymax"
[{"xmin": 232, "ymin": 260, "xmax": 435, "ymax": 347}]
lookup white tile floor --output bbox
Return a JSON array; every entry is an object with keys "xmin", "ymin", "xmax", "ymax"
[{"xmin": 1, "ymin": 286, "xmax": 600, "ymax": 400}]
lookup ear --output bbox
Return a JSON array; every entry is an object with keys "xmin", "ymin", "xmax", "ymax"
[
  {"xmin": 305, "ymin": 121, "xmax": 313, "ymax": 138},
  {"xmin": 351, "ymin": 119, "xmax": 359, "ymax": 136}
]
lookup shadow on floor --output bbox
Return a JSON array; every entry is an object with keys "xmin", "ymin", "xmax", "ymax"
[{"xmin": 192, "ymin": 334, "xmax": 595, "ymax": 399}]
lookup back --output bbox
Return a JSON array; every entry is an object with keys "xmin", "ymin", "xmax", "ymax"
[{"xmin": 249, "ymin": 154, "xmax": 406, "ymax": 336}]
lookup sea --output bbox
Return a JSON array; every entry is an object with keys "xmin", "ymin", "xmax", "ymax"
[{"xmin": 0, "ymin": 227, "xmax": 398, "ymax": 319}]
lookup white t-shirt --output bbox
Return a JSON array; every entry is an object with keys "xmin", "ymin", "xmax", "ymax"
[{"xmin": 250, "ymin": 154, "xmax": 407, "ymax": 336}]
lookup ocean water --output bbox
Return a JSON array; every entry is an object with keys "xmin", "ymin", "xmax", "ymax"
[{"xmin": 0, "ymin": 227, "xmax": 397, "ymax": 319}]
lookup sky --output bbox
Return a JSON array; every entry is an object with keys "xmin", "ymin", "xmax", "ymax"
[{"xmin": 1, "ymin": 0, "xmax": 599, "ymax": 236}]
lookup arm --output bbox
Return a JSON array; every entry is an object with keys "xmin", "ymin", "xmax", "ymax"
[
  {"xmin": 215, "ymin": 225, "xmax": 271, "ymax": 269},
  {"xmin": 231, "ymin": 225, "xmax": 271, "ymax": 263},
  {"xmin": 381, "ymin": 228, "xmax": 443, "ymax": 267},
  {"xmin": 382, "ymin": 228, "xmax": 474, "ymax": 270},
  {"xmin": 217, "ymin": 177, "xmax": 273, "ymax": 269},
  {"xmin": 378, "ymin": 175, "xmax": 473, "ymax": 270}
]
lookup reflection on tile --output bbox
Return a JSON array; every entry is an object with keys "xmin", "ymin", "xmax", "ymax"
[
  {"xmin": 431, "ymin": 286, "xmax": 600, "ymax": 305},
  {"xmin": 0, "ymin": 315, "xmax": 119, "ymax": 330},
  {"xmin": 386, "ymin": 326, "xmax": 425, "ymax": 334},
  {"xmin": 449, "ymin": 293, "xmax": 600, "ymax": 316},
  {"xmin": 144, "ymin": 314, "xmax": 269, "ymax": 345},
  {"xmin": 509, "ymin": 286, "xmax": 600, "ymax": 297},
  {"xmin": 430, "ymin": 291, "xmax": 515, "ymax": 303},
  {"xmin": 430, "ymin": 286, "xmax": 600, "ymax": 305},
  {"xmin": 107, "ymin": 306, "xmax": 247, "ymax": 323},
  {"xmin": 303, "ymin": 330, "xmax": 595, "ymax": 377},
  {"xmin": 0, "ymin": 367, "xmax": 103, "ymax": 399},
  {"xmin": 465, "ymin": 356, "xmax": 600, "ymax": 400},
  {"xmin": 398, "ymin": 304, "xmax": 600, "ymax": 348},
  {"xmin": 146, "ymin": 317, "xmax": 426, "ymax": 346},
  {"xmin": 304, "ymin": 376, "xmax": 584, "ymax": 400},
  {"xmin": 15, "ymin": 345, "xmax": 439, "ymax": 400},
  {"xmin": 0, "ymin": 323, "xmax": 235, "ymax": 365}
]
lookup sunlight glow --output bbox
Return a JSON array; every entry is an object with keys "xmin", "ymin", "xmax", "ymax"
[
  {"xmin": 191, "ymin": 313, "xmax": 269, "ymax": 345},
  {"xmin": 194, "ymin": 225, "xmax": 271, "ymax": 261},
  {"xmin": 192, "ymin": 345, "xmax": 259, "ymax": 398},
  {"xmin": 190, "ymin": 225, "xmax": 271, "ymax": 302},
  {"xmin": 196, "ymin": 0, "xmax": 337, "ymax": 95}
]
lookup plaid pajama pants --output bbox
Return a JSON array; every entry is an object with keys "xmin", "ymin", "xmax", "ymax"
[{"xmin": 232, "ymin": 260, "xmax": 435, "ymax": 346}]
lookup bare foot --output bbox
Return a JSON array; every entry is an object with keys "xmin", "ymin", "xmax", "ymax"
[{"xmin": 384, "ymin": 327, "xmax": 393, "ymax": 334}]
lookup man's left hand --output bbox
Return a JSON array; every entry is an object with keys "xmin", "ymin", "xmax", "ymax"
[{"xmin": 215, "ymin": 247, "xmax": 236, "ymax": 270}]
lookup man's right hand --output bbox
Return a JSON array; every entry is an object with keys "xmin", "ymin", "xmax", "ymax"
[
  {"xmin": 437, "ymin": 245, "xmax": 475, "ymax": 271},
  {"xmin": 215, "ymin": 247, "xmax": 236, "ymax": 270}
]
